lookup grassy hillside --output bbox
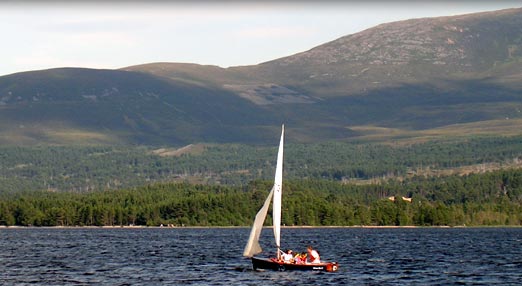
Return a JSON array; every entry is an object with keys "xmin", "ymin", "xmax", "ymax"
[
  {"xmin": 1, "ymin": 8, "xmax": 522, "ymax": 145},
  {"xmin": 0, "ymin": 68, "xmax": 279, "ymax": 145}
]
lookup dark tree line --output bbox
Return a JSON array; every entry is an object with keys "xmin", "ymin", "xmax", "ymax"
[{"xmin": 1, "ymin": 169, "xmax": 522, "ymax": 227}]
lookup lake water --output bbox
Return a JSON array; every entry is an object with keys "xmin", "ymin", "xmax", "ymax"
[{"xmin": 1, "ymin": 227, "xmax": 521, "ymax": 285}]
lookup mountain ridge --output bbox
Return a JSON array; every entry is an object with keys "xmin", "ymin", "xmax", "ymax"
[{"xmin": 1, "ymin": 7, "xmax": 522, "ymax": 145}]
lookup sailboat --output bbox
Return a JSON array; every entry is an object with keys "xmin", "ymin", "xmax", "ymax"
[{"xmin": 243, "ymin": 125, "xmax": 339, "ymax": 272}]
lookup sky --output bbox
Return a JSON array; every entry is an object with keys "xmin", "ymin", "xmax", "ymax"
[{"xmin": 1, "ymin": 1, "xmax": 521, "ymax": 76}]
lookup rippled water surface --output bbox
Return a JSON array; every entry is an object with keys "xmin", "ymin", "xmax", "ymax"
[{"xmin": 1, "ymin": 227, "xmax": 521, "ymax": 285}]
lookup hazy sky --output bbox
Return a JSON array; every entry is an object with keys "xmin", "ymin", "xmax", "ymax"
[{"xmin": 1, "ymin": 1, "xmax": 520, "ymax": 76}]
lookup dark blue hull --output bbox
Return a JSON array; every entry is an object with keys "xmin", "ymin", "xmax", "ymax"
[{"xmin": 251, "ymin": 256, "xmax": 339, "ymax": 272}]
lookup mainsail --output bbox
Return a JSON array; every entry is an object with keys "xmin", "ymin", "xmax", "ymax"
[
  {"xmin": 272, "ymin": 125, "xmax": 284, "ymax": 254},
  {"xmin": 243, "ymin": 125, "xmax": 284, "ymax": 258}
]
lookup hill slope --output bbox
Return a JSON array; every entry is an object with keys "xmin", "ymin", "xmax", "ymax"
[
  {"xmin": 1, "ymin": 8, "xmax": 522, "ymax": 145},
  {"xmin": 240, "ymin": 8, "xmax": 522, "ymax": 95},
  {"xmin": 0, "ymin": 68, "xmax": 277, "ymax": 145}
]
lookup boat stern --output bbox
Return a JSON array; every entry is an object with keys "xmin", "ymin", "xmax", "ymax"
[{"xmin": 325, "ymin": 262, "xmax": 339, "ymax": 272}]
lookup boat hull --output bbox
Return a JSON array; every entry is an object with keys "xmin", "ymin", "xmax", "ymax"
[{"xmin": 251, "ymin": 257, "xmax": 339, "ymax": 272}]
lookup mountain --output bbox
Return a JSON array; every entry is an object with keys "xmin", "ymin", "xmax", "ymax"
[
  {"xmin": 0, "ymin": 68, "xmax": 278, "ymax": 145},
  {"xmin": 235, "ymin": 8, "xmax": 522, "ymax": 94},
  {"xmin": 1, "ymin": 8, "xmax": 522, "ymax": 145}
]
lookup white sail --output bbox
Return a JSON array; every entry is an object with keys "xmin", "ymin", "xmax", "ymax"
[
  {"xmin": 243, "ymin": 125, "xmax": 285, "ymax": 258},
  {"xmin": 243, "ymin": 188, "xmax": 274, "ymax": 257},
  {"xmin": 272, "ymin": 125, "xmax": 284, "ymax": 251}
]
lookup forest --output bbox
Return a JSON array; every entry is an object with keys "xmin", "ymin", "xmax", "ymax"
[
  {"xmin": 1, "ymin": 135, "xmax": 522, "ymax": 192},
  {"xmin": 1, "ymin": 168, "xmax": 521, "ymax": 227},
  {"xmin": 2, "ymin": 135, "xmax": 522, "ymax": 227}
]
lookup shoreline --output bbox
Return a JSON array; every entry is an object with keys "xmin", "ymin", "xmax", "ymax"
[{"xmin": 2, "ymin": 225, "xmax": 521, "ymax": 229}]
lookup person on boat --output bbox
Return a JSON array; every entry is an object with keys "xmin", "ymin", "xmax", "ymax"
[
  {"xmin": 294, "ymin": 252, "xmax": 306, "ymax": 264},
  {"xmin": 307, "ymin": 245, "xmax": 321, "ymax": 264},
  {"xmin": 281, "ymin": 249, "xmax": 294, "ymax": 263}
]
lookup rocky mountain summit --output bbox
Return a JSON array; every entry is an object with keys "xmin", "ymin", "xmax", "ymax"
[
  {"xmin": 245, "ymin": 8, "xmax": 522, "ymax": 96},
  {"xmin": 281, "ymin": 9, "xmax": 522, "ymax": 68}
]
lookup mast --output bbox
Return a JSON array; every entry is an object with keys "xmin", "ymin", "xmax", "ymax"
[{"xmin": 273, "ymin": 124, "xmax": 284, "ymax": 259}]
